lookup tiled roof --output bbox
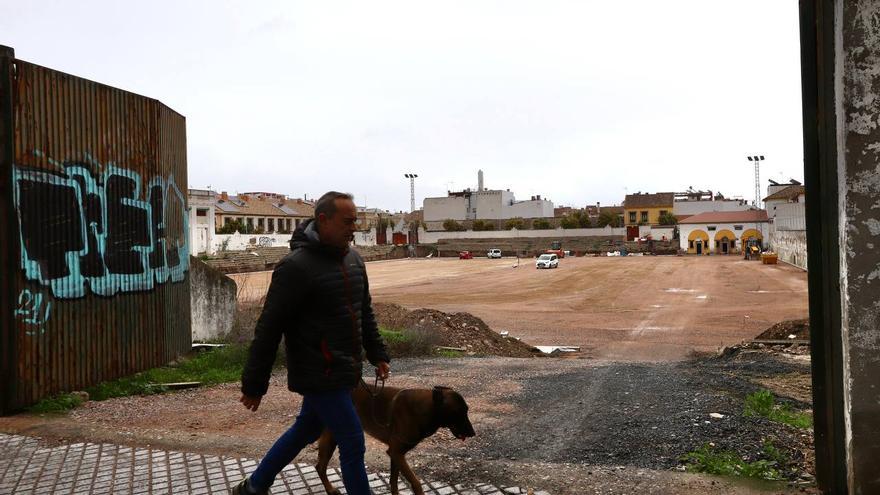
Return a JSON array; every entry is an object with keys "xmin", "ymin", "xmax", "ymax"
[
  {"xmin": 679, "ymin": 210, "xmax": 769, "ymax": 224},
  {"xmin": 215, "ymin": 201, "xmax": 240, "ymax": 213},
  {"xmin": 624, "ymin": 192, "xmax": 675, "ymax": 209},
  {"xmin": 763, "ymin": 185, "xmax": 805, "ymax": 202}
]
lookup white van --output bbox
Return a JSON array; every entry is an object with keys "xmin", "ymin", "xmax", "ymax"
[
  {"xmin": 487, "ymin": 249, "xmax": 502, "ymax": 259},
  {"xmin": 536, "ymin": 253, "xmax": 559, "ymax": 269}
]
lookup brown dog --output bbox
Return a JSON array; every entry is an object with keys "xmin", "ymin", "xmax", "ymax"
[{"xmin": 316, "ymin": 380, "xmax": 476, "ymax": 495}]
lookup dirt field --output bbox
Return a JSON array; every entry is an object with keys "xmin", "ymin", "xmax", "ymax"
[{"xmin": 232, "ymin": 256, "xmax": 809, "ymax": 361}]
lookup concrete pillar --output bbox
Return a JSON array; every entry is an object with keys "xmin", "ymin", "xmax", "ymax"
[
  {"xmin": 837, "ymin": 2, "xmax": 880, "ymax": 491},
  {"xmin": 802, "ymin": 1, "xmax": 880, "ymax": 493}
]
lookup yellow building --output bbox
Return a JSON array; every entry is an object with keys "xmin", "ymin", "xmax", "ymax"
[{"xmin": 623, "ymin": 192, "xmax": 675, "ymax": 226}]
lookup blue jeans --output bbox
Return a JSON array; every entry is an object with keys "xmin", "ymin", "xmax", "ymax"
[{"xmin": 249, "ymin": 389, "xmax": 371, "ymax": 494}]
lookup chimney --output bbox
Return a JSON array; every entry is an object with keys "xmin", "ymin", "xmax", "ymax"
[
  {"xmin": 478, "ymin": 169, "xmax": 484, "ymax": 191},
  {"xmin": 220, "ymin": 191, "xmax": 228, "ymax": 201},
  {"xmin": 240, "ymin": 194, "xmax": 249, "ymax": 202}
]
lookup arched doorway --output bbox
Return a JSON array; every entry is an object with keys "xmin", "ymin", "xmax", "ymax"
[
  {"xmin": 687, "ymin": 229, "xmax": 709, "ymax": 255},
  {"xmin": 714, "ymin": 229, "xmax": 736, "ymax": 254},
  {"xmin": 741, "ymin": 229, "xmax": 764, "ymax": 260}
]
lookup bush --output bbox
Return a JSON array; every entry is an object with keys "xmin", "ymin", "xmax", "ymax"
[
  {"xmin": 532, "ymin": 219, "xmax": 552, "ymax": 230},
  {"xmin": 505, "ymin": 217, "xmax": 526, "ymax": 230},
  {"xmin": 442, "ymin": 219, "xmax": 467, "ymax": 231},
  {"xmin": 472, "ymin": 220, "xmax": 495, "ymax": 231}
]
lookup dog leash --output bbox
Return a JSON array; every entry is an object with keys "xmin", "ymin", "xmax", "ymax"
[{"xmin": 359, "ymin": 377, "xmax": 402, "ymax": 430}]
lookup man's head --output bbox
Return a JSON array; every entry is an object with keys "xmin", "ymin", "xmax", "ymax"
[{"xmin": 314, "ymin": 191, "xmax": 357, "ymax": 250}]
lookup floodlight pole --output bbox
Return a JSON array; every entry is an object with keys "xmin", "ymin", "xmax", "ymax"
[
  {"xmin": 404, "ymin": 173, "xmax": 418, "ymax": 213},
  {"xmin": 747, "ymin": 155, "xmax": 765, "ymax": 208}
]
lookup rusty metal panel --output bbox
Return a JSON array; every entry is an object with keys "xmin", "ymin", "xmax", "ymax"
[{"xmin": 0, "ymin": 48, "xmax": 191, "ymax": 413}]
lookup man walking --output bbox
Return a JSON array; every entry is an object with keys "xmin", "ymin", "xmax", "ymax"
[{"xmin": 233, "ymin": 191, "xmax": 390, "ymax": 495}]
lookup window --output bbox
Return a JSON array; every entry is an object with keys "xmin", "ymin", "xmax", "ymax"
[
  {"xmin": 295, "ymin": 219, "xmax": 301, "ymax": 227},
  {"xmin": 689, "ymin": 240, "xmax": 694, "ymax": 248},
  {"xmin": 629, "ymin": 212, "xmax": 637, "ymax": 223},
  {"xmin": 659, "ymin": 210, "xmax": 667, "ymax": 217},
  {"xmin": 247, "ymin": 218, "xmax": 254, "ymax": 229},
  {"xmin": 640, "ymin": 211, "xmax": 648, "ymax": 223},
  {"xmin": 258, "ymin": 218, "xmax": 264, "ymax": 229},
  {"xmin": 268, "ymin": 218, "xmax": 275, "ymax": 232},
  {"xmin": 734, "ymin": 225, "xmax": 743, "ymax": 230},
  {"xmin": 708, "ymin": 226, "xmax": 716, "ymax": 231},
  {"xmin": 196, "ymin": 209, "xmax": 207, "ymax": 217},
  {"xmin": 224, "ymin": 217, "xmax": 231, "ymax": 225},
  {"xmin": 286, "ymin": 219, "xmax": 292, "ymax": 231}
]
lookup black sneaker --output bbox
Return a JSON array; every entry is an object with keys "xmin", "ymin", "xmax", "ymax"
[{"xmin": 230, "ymin": 477, "xmax": 271, "ymax": 495}]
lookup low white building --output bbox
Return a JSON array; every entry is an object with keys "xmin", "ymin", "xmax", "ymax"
[
  {"xmin": 673, "ymin": 198, "xmax": 751, "ymax": 218},
  {"xmin": 423, "ymin": 171, "xmax": 553, "ymax": 223},
  {"xmin": 188, "ymin": 189, "xmax": 217, "ymax": 255},
  {"xmin": 678, "ymin": 210, "xmax": 769, "ymax": 255}
]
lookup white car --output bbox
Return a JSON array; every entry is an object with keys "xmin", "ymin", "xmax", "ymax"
[
  {"xmin": 535, "ymin": 253, "xmax": 559, "ymax": 269},
  {"xmin": 487, "ymin": 248, "xmax": 502, "ymax": 259}
]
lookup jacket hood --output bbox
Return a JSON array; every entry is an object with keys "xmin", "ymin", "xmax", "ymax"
[{"xmin": 289, "ymin": 218, "xmax": 349, "ymax": 258}]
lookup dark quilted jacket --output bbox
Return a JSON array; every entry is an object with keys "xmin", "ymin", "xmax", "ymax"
[{"xmin": 241, "ymin": 219, "xmax": 390, "ymax": 396}]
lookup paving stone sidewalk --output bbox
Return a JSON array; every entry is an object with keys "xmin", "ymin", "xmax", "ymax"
[{"xmin": 0, "ymin": 434, "xmax": 548, "ymax": 495}]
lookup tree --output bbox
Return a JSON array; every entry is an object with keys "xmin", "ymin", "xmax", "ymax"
[
  {"xmin": 442, "ymin": 219, "xmax": 466, "ymax": 231},
  {"xmin": 597, "ymin": 211, "xmax": 623, "ymax": 228},
  {"xmin": 217, "ymin": 219, "xmax": 245, "ymax": 234},
  {"xmin": 505, "ymin": 217, "xmax": 526, "ymax": 230},
  {"xmin": 532, "ymin": 219, "xmax": 552, "ymax": 230},
  {"xmin": 560, "ymin": 215, "xmax": 580, "ymax": 229},
  {"xmin": 658, "ymin": 212, "xmax": 678, "ymax": 225}
]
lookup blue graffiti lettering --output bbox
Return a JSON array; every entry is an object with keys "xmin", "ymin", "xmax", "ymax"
[
  {"xmin": 12, "ymin": 155, "xmax": 189, "ymax": 299},
  {"xmin": 15, "ymin": 289, "xmax": 52, "ymax": 333}
]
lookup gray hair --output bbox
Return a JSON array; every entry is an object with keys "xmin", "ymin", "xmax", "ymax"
[{"xmin": 314, "ymin": 191, "xmax": 354, "ymax": 219}]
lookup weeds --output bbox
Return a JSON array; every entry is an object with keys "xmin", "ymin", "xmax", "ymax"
[
  {"xmin": 681, "ymin": 443, "xmax": 785, "ymax": 481},
  {"xmin": 744, "ymin": 390, "xmax": 813, "ymax": 429},
  {"xmin": 27, "ymin": 393, "xmax": 86, "ymax": 413},
  {"xmin": 380, "ymin": 326, "xmax": 438, "ymax": 357},
  {"xmin": 437, "ymin": 349, "xmax": 465, "ymax": 358}
]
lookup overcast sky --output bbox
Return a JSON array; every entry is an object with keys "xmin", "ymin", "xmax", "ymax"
[{"xmin": 2, "ymin": 1, "xmax": 804, "ymax": 212}]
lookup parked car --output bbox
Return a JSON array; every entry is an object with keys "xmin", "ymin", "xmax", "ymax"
[
  {"xmin": 459, "ymin": 251, "xmax": 473, "ymax": 259},
  {"xmin": 535, "ymin": 253, "xmax": 559, "ymax": 269},
  {"xmin": 487, "ymin": 248, "xmax": 502, "ymax": 259}
]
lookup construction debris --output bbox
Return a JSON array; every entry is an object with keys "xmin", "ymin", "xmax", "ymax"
[
  {"xmin": 755, "ymin": 319, "xmax": 810, "ymax": 340},
  {"xmin": 373, "ymin": 303, "xmax": 541, "ymax": 358}
]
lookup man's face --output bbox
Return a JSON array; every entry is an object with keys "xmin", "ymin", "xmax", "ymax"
[{"xmin": 317, "ymin": 199, "xmax": 357, "ymax": 249}]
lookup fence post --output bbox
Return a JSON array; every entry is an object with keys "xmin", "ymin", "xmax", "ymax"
[{"xmin": 0, "ymin": 45, "xmax": 16, "ymax": 414}]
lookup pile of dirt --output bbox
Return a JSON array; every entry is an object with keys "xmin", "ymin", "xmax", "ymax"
[
  {"xmin": 755, "ymin": 319, "xmax": 810, "ymax": 340},
  {"xmin": 373, "ymin": 302, "xmax": 540, "ymax": 358}
]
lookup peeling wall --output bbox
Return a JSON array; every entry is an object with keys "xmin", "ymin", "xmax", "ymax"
[
  {"xmin": 839, "ymin": 1, "xmax": 880, "ymax": 492},
  {"xmin": 189, "ymin": 257, "xmax": 236, "ymax": 342},
  {"xmin": 769, "ymin": 228, "xmax": 808, "ymax": 270}
]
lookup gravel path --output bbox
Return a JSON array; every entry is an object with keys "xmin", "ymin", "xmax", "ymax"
[{"xmin": 0, "ymin": 351, "xmax": 816, "ymax": 494}]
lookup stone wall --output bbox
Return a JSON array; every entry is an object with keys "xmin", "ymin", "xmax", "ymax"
[
  {"xmin": 436, "ymin": 236, "xmax": 676, "ymax": 257},
  {"xmin": 189, "ymin": 257, "xmax": 237, "ymax": 342}
]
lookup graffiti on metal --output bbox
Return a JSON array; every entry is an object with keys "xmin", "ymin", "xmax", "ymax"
[
  {"xmin": 14, "ymin": 289, "xmax": 52, "ymax": 333},
  {"xmin": 12, "ymin": 154, "xmax": 190, "ymax": 299}
]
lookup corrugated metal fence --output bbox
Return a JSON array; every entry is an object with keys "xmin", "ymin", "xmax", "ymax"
[{"xmin": 0, "ymin": 46, "xmax": 191, "ymax": 413}]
